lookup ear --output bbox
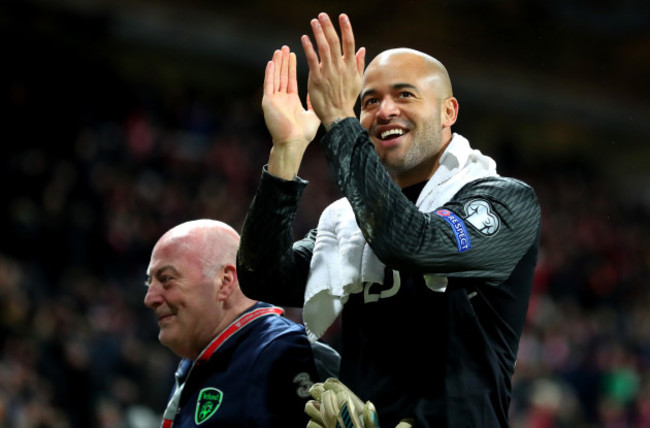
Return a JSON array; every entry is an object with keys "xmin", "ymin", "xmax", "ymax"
[
  {"xmin": 216, "ymin": 264, "xmax": 238, "ymax": 301},
  {"xmin": 441, "ymin": 97, "xmax": 459, "ymax": 128}
]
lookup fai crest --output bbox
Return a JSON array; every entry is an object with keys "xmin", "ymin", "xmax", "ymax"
[{"xmin": 195, "ymin": 387, "xmax": 223, "ymax": 425}]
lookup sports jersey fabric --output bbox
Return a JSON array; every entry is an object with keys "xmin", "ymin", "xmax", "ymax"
[{"xmin": 238, "ymin": 119, "xmax": 541, "ymax": 427}]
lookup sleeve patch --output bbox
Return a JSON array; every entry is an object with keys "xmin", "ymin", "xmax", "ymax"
[
  {"xmin": 435, "ymin": 209, "xmax": 472, "ymax": 253},
  {"xmin": 464, "ymin": 199, "xmax": 500, "ymax": 236}
]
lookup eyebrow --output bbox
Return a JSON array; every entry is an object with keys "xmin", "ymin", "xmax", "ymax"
[
  {"xmin": 145, "ymin": 265, "xmax": 179, "ymax": 286},
  {"xmin": 360, "ymin": 83, "xmax": 419, "ymax": 100}
]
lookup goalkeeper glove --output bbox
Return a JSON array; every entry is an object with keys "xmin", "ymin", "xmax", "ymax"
[{"xmin": 305, "ymin": 378, "xmax": 379, "ymax": 428}]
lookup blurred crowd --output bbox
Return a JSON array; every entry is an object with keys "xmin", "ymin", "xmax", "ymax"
[{"xmin": 2, "ymin": 60, "xmax": 650, "ymax": 428}]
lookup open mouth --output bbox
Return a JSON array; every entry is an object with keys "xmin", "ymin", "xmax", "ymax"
[
  {"xmin": 380, "ymin": 128, "xmax": 405, "ymax": 140},
  {"xmin": 374, "ymin": 126, "xmax": 408, "ymax": 148},
  {"xmin": 374, "ymin": 124, "xmax": 409, "ymax": 141}
]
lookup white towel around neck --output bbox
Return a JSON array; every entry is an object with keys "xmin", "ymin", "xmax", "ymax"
[{"xmin": 303, "ymin": 133, "xmax": 498, "ymax": 341}]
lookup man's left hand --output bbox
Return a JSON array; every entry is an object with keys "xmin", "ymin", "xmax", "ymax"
[{"xmin": 300, "ymin": 13, "xmax": 365, "ymax": 130}]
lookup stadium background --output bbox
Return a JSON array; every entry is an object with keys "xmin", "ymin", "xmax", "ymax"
[{"xmin": 2, "ymin": 0, "xmax": 649, "ymax": 426}]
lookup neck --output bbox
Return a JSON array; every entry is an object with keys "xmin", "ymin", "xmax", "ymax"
[{"xmin": 207, "ymin": 297, "xmax": 255, "ymax": 343}]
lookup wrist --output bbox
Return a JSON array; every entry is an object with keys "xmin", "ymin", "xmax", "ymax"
[
  {"xmin": 322, "ymin": 112, "xmax": 356, "ymax": 131},
  {"xmin": 323, "ymin": 118, "xmax": 343, "ymax": 132},
  {"xmin": 268, "ymin": 143, "xmax": 308, "ymax": 180}
]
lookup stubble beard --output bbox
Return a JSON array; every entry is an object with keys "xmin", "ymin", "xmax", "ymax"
[{"xmin": 383, "ymin": 116, "xmax": 442, "ymax": 180}]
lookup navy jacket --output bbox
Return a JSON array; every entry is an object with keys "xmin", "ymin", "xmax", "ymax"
[{"xmin": 161, "ymin": 302, "xmax": 324, "ymax": 427}]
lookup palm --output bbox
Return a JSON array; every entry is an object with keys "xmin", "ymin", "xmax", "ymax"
[
  {"xmin": 262, "ymin": 91, "xmax": 320, "ymax": 146},
  {"xmin": 263, "ymin": 47, "xmax": 320, "ymax": 148}
]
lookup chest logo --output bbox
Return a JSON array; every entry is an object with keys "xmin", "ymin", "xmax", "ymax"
[
  {"xmin": 464, "ymin": 199, "xmax": 500, "ymax": 236},
  {"xmin": 195, "ymin": 387, "xmax": 223, "ymax": 425}
]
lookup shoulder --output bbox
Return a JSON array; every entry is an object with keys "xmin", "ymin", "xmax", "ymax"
[
  {"xmin": 246, "ymin": 314, "xmax": 321, "ymax": 398},
  {"xmin": 443, "ymin": 176, "xmax": 541, "ymax": 241},
  {"xmin": 456, "ymin": 176, "xmax": 540, "ymax": 213},
  {"xmin": 250, "ymin": 312, "xmax": 313, "ymax": 357},
  {"xmin": 463, "ymin": 175, "xmax": 536, "ymax": 195}
]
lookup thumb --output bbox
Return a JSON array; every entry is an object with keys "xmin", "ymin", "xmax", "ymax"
[{"xmin": 362, "ymin": 401, "xmax": 379, "ymax": 428}]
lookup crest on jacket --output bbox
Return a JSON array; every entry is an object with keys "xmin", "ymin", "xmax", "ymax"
[{"xmin": 195, "ymin": 387, "xmax": 223, "ymax": 424}]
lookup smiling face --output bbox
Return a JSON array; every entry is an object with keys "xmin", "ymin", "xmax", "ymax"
[
  {"xmin": 144, "ymin": 226, "xmax": 225, "ymax": 360},
  {"xmin": 360, "ymin": 49, "xmax": 458, "ymax": 187}
]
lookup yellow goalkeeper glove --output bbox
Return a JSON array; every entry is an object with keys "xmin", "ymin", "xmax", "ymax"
[{"xmin": 304, "ymin": 378, "xmax": 413, "ymax": 428}]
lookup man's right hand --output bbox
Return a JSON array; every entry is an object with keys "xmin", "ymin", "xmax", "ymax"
[{"xmin": 263, "ymin": 45, "xmax": 321, "ymax": 180}]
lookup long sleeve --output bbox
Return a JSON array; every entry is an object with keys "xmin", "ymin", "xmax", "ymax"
[{"xmin": 237, "ymin": 167, "xmax": 315, "ymax": 307}]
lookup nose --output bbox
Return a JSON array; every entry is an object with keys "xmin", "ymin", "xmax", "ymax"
[
  {"xmin": 377, "ymin": 97, "xmax": 399, "ymax": 120},
  {"xmin": 144, "ymin": 281, "xmax": 162, "ymax": 309}
]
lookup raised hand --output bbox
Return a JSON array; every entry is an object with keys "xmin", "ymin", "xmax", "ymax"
[
  {"xmin": 263, "ymin": 45, "xmax": 321, "ymax": 179},
  {"xmin": 301, "ymin": 13, "xmax": 366, "ymax": 130}
]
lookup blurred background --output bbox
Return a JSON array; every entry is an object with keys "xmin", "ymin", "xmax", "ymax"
[{"xmin": 1, "ymin": 0, "xmax": 649, "ymax": 426}]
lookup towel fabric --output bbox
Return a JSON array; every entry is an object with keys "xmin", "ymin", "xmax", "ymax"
[{"xmin": 303, "ymin": 133, "xmax": 498, "ymax": 341}]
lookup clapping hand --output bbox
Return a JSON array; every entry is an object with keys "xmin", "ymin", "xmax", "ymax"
[
  {"xmin": 300, "ymin": 13, "xmax": 365, "ymax": 130},
  {"xmin": 263, "ymin": 45, "xmax": 321, "ymax": 179}
]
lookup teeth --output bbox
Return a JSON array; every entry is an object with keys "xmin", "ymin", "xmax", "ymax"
[{"xmin": 380, "ymin": 128, "xmax": 404, "ymax": 140}]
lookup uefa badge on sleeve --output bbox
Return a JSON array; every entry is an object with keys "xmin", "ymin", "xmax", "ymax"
[
  {"xmin": 195, "ymin": 387, "xmax": 223, "ymax": 424},
  {"xmin": 464, "ymin": 199, "xmax": 500, "ymax": 235}
]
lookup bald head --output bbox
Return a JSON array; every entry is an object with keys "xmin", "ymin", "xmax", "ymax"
[
  {"xmin": 364, "ymin": 48, "xmax": 453, "ymax": 99},
  {"xmin": 154, "ymin": 219, "xmax": 240, "ymax": 279}
]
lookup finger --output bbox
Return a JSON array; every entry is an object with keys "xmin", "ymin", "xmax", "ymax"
[
  {"xmin": 272, "ymin": 48, "xmax": 282, "ymax": 92},
  {"xmin": 323, "ymin": 377, "xmax": 349, "ymax": 392},
  {"xmin": 263, "ymin": 60, "xmax": 275, "ymax": 97},
  {"xmin": 288, "ymin": 52, "xmax": 298, "ymax": 94},
  {"xmin": 279, "ymin": 45, "xmax": 290, "ymax": 92},
  {"xmin": 356, "ymin": 47, "xmax": 366, "ymax": 75},
  {"xmin": 301, "ymin": 34, "xmax": 321, "ymax": 78},
  {"xmin": 309, "ymin": 382, "xmax": 325, "ymax": 400},
  {"xmin": 362, "ymin": 401, "xmax": 380, "ymax": 428},
  {"xmin": 338, "ymin": 14, "xmax": 355, "ymax": 63},
  {"xmin": 324, "ymin": 379, "xmax": 365, "ymax": 412},
  {"xmin": 304, "ymin": 400, "xmax": 322, "ymax": 421},
  {"xmin": 310, "ymin": 17, "xmax": 331, "ymax": 68},
  {"xmin": 320, "ymin": 390, "xmax": 339, "ymax": 426},
  {"xmin": 306, "ymin": 420, "xmax": 325, "ymax": 428},
  {"xmin": 318, "ymin": 13, "xmax": 342, "ymax": 62},
  {"xmin": 306, "ymin": 93, "xmax": 313, "ymax": 112},
  {"xmin": 322, "ymin": 378, "xmax": 338, "ymax": 391}
]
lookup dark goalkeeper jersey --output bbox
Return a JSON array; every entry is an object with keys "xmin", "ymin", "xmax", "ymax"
[{"xmin": 237, "ymin": 119, "xmax": 541, "ymax": 428}]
